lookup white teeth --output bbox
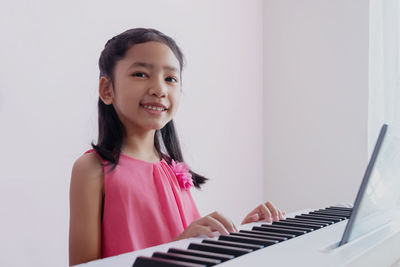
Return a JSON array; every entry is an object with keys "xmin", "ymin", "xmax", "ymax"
[{"xmin": 142, "ymin": 105, "xmax": 165, "ymax": 111}]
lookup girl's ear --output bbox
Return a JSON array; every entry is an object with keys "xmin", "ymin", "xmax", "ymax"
[{"xmin": 99, "ymin": 76, "xmax": 114, "ymax": 105}]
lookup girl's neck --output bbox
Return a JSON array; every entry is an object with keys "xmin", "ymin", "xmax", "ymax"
[{"xmin": 122, "ymin": 129, "xmax": 160, "ymax": 163}]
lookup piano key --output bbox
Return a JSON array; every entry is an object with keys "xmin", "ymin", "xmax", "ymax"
[
  {"xmin": 295, "ymin": 214, "xmax": 344, "ymax": 222},
  {"xmin": 188, "ymin": 242, "xmax": 251, "ymax": 257},
  {"xmin": 309, "ymin": 212, "xmax": 350, "ymax": 218},
  {"xmin": 230, "ymin": 232, "xmax": 288, "ymax": 241},
  {"xmin": 253, "ymin": 226, "xmax": 307, "ymax": 235},
  {"xmin": 324, "ymin": 209, "xmax": 352, "ymax": 213},
  {"xmin": 261, "ymin": 224, "xmax": 314, "ymax": 232},
  {"xmin": 284, "ymin": 217, "xmax": 333, "ymax": 226},
  {"xmin": 319, "ymin": 207, "xmax": 352, "ymax": 212},
  {"xmin": 295, "ymin": 214, "xmax": 342, "ymax": 222},
  {"xmin": 326, "ymin": 207, "xmax": 352, "ymax": 211},
  {"xmin": 320, "ymin": 210, "xmax": 351, "ymax": 214},
  {"xmin": 313, "ymin": 213, "xmax": 351, "ymax": 216},
  {"xmin": 202, "ymin": 239, "xmax": 263, "ymax": 250},
  {"xmin": 311, "ymin": 212, "xmax": 351, "ymax": 217},
  {"xmin": 301, "ymin": 213, "xmax": 347, "ymax": 220},
  {"xmin": 284, "ymin": 218, "xmax": 333, "ymax": 226},
  {"xmin": 326, "ymin": 206, "xmax": 353, "ymax": 211},
  {"xmin": 168, "ymin": 248, "xmax": 234, "ymax": 262},
  {"xmin": 219, "ymin": 235, "xmax": 279, "ymax": 246},
  {"xmin": 152, "ymin": 252, "xmax": 221, "ymax": 266},
  {"xmin": 288, "ymin": 215, "xmax": 338, "ymax": 223},
  {"xmin": 312, "ymin": 211, "xmax": 351, "ymax": 216},
  {"xmin": 133, "ymin": 256, "xmax": 206, "ymax": 267},
  {"xmin": 239, "ymin": 230, "xmax": 296, "ymax": 239},
  {"xmin": 272, "ymin": 220, "xmax": 324, "ymax": 230}
]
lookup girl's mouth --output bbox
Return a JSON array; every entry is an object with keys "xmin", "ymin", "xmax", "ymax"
[
  {"xmin": 141, "ymin": 105, "xmax": 167, "ymax": 112},
  {"xmin": 140, "ymin": 104, "xmax": 168, "ymax": 114}
]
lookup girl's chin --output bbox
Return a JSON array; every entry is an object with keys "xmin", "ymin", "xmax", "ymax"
[
  {"xmin": 143, "ymin": 121, "xmax": 170, "ymax": 131},
  {"xmin": 124, "ymin": 118, "xmax": 172, "ymax": 132}
]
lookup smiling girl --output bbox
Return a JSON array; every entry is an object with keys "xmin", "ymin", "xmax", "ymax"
[{"xmin": 68, "ymin": 28, "xmax": 285, "ymax": 266}]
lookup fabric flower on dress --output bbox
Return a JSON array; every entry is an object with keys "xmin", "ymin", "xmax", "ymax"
[{"xmin": 170, "ymin": 159, "xmax": 193, "ymax": 190}]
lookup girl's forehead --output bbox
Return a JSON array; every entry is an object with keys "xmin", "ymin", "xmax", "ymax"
[{"xmin": 121, "ymin": 41, "xmax": 180, "ymax": 70}]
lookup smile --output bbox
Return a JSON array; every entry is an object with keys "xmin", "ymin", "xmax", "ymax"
[{"xmin": 141, "ymin": 104, "xmax": 167, "ymax": 112}]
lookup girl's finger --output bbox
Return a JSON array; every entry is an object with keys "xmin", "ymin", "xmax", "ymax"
[
  {"xmin": 277, "ymin": 209, "xmax": 284, "ymax": 220},
  {"xmin": 241, "ymin": 213, "xmax": 259, "ymax": 225},
  {"xmin": 209, "ymin": 211, "xmax": 237, "ymax": 233},
  {"xmin": 195, "ymin": 225, "xmax": 215, "ymax": 238},
  {"xmin": 258, "ymin": 204, "xmax": 273, "ymax": 223},
  {"xmin": 200, "ymin": 215, "xmax": 229, "ymax": 235},
  {"xmin": 265, "ymin": 201, "xmax": 280, "ymax": 221},
  {"xmin": 249, "ymin": 213, "xmax": 260, "ymax": 222}
]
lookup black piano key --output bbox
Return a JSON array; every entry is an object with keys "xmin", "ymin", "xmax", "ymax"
[
  {"xmin": 319, "ymin": 208, "xmax": 352, "ymax": 212},
  {"xmin": 152, "ymin": 252, "xmax": 220, "ymax": 266},
  {"xmin": 312, "ymin": 212, "xmax": 351, "ymax": 217},
  {"xmin": 316, "ymin": 208, "xmax": 351, "ymax": 213},
  {"xmin": 230, "ymin": 232, "xmax": 288, "ymax": 241},
  {"xmin": 324, "ymin": 209, "xmax": 352, "ymax": 214},
  {"xmin": 240, "ymin": 230, "xmax": 296, "ymax": 239},
  {"xmin": 323, "ymin": 208, "xmax": 351, "ymax": 212},
  {"xmin": 297, "ymin": 213, "xmax": 343, "ymax": 219},
  {"xmin": 310, "ymin": 211, "xmax": 350, "ymax": 216},
  {"xmin": 313, "ymin": 209, "xmax": 351, "ymax": 214},
  {"xmin": 315, "ymin": 214, "xmax": 351, "ymax": 217},
  {"xmin": 168, "ymin": 248, "xmax": 234, "ymax": 262},
  {"xmin": 188, "ymin": 242, "xmax": 251, "ymax": 257},
  {"xmin": 272, "ymin": 221, "xmax": 324, "ymax": 230},
  {"xmin": 295, "ymin": 214, "xmax": 342, "ymax": 223},
  {"xmin": 133, "ymin": 256, "xmax": 205, "ymax": 267},
  {"xmin": 202, "ymin": 239, "xmax": 263, "ymax": 250},
  {"xmin": 253, "ymin": 226, "xmax": 306, "ymax": 235},
  {"xmin": 261, "ymin": 224, "xmax": 314, "ymax": 232},
  {"xmin": 309, "ymin": 213, "xmax": 350, "ymax": 219},
  {"xmin": 284, "ymin": 217, "xmax": 333, "ymax": 226},
  {"xmin": 301, "ymin": 213, "xmax": 347, "ymax": 220},
  {"xmin": 326, "ymin": 206, "xmax": 353, "ymax": 211},
  {"xmin": 219, "ymin": 235, "xmax": 279, "ymax": 246}
]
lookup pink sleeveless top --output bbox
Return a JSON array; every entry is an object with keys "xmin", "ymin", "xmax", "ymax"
[{"xmin": 85, "ymin": 150, "xmax": 201, "ymax": 258}]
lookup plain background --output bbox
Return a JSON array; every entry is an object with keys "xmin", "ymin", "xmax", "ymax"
[{"xmin": 0, "ymin": 0, "xmax": 368, "ymax": 266}]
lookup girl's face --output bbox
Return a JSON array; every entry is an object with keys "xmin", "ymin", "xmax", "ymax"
[{"xmin": 106, "ymin": 41, "xmax": 182, "ymax": 134}]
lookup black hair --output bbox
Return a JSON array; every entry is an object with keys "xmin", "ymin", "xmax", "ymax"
[{"xmin": 92, "ymin": 28, "xmax": 208, "ymax": 188}]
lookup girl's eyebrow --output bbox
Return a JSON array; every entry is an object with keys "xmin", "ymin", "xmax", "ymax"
[{"xmin": 128, "ymin": 62, "xmax": 178, "ymax": 73}]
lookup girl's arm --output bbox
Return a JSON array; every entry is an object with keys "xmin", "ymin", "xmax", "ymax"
[{"xmin": 69, "ymin": 153, "xmax": 104, "ymax": 266}]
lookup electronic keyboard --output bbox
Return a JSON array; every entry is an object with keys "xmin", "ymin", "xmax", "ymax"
[
  {"xmin": 78, "ymin": 206, "xmax": 400, "ymax": 267},
  {"xmin": 132, "ymin": 206, "xmax": 351, "ymax": 266}
]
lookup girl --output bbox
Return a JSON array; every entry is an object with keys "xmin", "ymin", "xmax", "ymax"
[{"xmin": 69, "ymin": 28, "xmax": 285, "ymax": 266}]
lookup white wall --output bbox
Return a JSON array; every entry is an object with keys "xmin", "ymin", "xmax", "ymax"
[
  {"xmin": 263, "ymin": 0, "xmax": 370, "ymax": 212},
  {"xmin": 0, "ymin": 0, "xmax": 264, "ymax": 266}
]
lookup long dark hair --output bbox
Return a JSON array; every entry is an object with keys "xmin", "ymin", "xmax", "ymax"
[{"xmin": 92, "ymin": 28, "xmax": 208, "ymax": 188}]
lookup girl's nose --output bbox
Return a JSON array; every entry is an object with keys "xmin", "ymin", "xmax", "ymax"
[{"xmin": 149, "ymin": 78, "xmax": 167, "ymax": 97}]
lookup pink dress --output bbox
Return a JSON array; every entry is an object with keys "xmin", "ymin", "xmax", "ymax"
[{"xmin": 85, "ymin": 150, "xmax": 201, "ymax": 258}]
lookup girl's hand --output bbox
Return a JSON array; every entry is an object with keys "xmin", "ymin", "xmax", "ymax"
[
  {"xmin": 241, "ymin": 201, "xmax": 286, "ymax": 225},
  {"xmin": 174, "ymin": 211, "xmax": 238, "ymax": 241}
]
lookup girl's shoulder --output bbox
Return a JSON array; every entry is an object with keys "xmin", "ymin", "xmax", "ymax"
[
  {"xmin": 73, "ymin": 151, "xmax": 103, "ymax": 172},
  {"xmin": 70, "ymin": 151, "xmax": 104, "ymax": 192}
]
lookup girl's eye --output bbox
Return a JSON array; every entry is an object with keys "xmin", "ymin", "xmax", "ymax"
[
  {"xmin": 133, "ymin": 72, "xmax": 147, "ymax": 78},
  {"xmin": 166, "ymin": 76, "xmax": 178, "ymax": 83}
]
